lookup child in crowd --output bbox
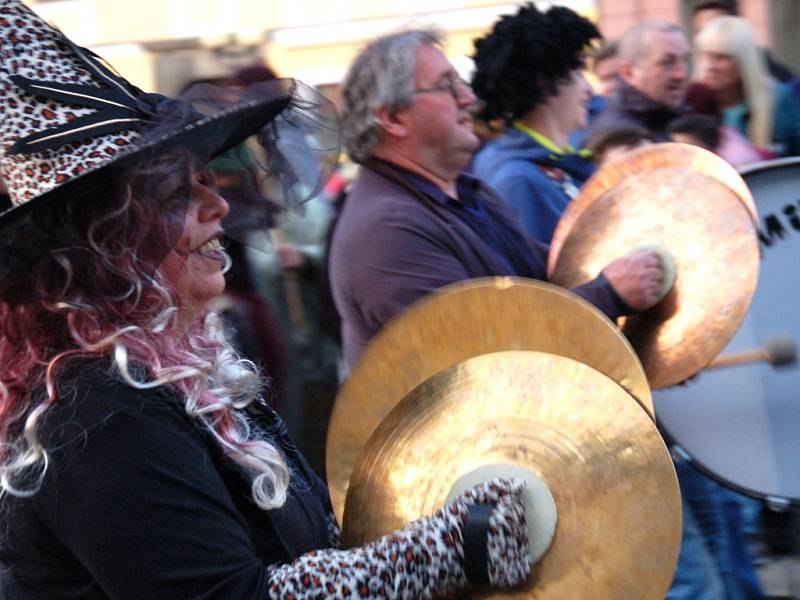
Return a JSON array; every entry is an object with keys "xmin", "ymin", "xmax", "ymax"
[{"xmin": 584, "ymin": 124, "xmax": 656, "ymax": 169}]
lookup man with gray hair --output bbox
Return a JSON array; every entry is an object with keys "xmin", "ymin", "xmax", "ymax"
[
  {"xmin": 329, "ymin": 29, "xmax": 666, "ymax": 367},
  {"xmin": 587, "ymin": 21, "xmax": 691, "ymax": 140}
]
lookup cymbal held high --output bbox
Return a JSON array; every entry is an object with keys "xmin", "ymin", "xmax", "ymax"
[{"xmin": 548, "ymin": 143, "xmax": 760, "ymax": 388}]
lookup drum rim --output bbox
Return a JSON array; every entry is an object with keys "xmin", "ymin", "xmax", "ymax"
[
  {"xmin": 738, "ymin": 156, "xmax": 800, "ymax": 178},
  {"xmin": 663, "ymin": 156, "xmax": 800, "ymax": 506},
  {"xmin": 659, "ymin": 423, "xmax": 799, "ymax": 506}
]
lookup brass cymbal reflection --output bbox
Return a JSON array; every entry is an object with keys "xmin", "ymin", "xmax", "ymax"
[
  {"xmin": 549, "ymin": 143, "xmax": 757, "ymax": 267},
  {"xmin": 343, "ymin": 351, "xmax": 681, "ymax": 599},
  {"xmin": 327, "ymin": 278, "xmax": 652, "ymax": 522},
  {"xmin": 548, "ymin": 148, "xmax": 760, "ymax": 388}
]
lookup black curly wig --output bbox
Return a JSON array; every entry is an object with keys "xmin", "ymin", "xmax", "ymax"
[{"xmin": 471, "ymin": 4, "xmax": 601, "ymax": 122}]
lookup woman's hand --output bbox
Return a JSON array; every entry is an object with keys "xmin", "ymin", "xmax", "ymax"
[{"xmin": 445, "ymin": 478, "xmax": 532, "ymax": 588}]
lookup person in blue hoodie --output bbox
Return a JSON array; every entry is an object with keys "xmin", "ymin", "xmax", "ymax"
[{"xmin": 470, "ymin": 4, "xmax": 600, "ymax": 244}]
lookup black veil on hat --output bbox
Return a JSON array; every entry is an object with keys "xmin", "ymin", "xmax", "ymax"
[{"xmin": 0, "ymin": 0, "xmax": 339, "ymax": 297}]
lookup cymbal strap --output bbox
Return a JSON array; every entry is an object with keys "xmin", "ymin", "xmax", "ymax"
[{"xmin": 463, "ymin": 503, "xmax": 493, "ymax": 584}]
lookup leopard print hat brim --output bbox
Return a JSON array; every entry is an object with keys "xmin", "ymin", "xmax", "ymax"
[{"xmin": 0, "ymin": 90, "xmax": 294, "ymax": 224}]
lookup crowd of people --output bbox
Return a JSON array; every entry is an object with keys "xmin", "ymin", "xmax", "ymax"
[{"xmin": 0, "ymin": 0, "xmax": 797, "ymax": 597}]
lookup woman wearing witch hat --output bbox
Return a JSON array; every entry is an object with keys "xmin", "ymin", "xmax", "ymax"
[{"xmin": 0, "ymin": 1, "xmax": 530, "ymax": 598}]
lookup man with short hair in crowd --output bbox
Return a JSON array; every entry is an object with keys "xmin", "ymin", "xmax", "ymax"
[
  {"xmin": 587, "ymin": 21, "xmax": 691, "ymax": 141},
  {"xmin": 592, "ymin": 40, "xmax": 621, "ymax": 98},
  {"xmin": 329, "ymin": 29, "xmax": 665, "ymax": 368}
]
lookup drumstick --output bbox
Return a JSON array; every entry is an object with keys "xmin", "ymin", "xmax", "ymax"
[{"xmin": 705, "ymin": 336, "xmax": 797, "ymax": 370}]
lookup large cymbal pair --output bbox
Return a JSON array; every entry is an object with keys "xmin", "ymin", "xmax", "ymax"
[
  {"xmin": 329, "ymin": 279, "xmax": 681, "ymax": 599},
  {"xmin": 327, "ymin": 278, "xmax": 653, "ymax": 521}
]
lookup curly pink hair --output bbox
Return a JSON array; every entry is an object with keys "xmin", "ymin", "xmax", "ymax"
[{"xmin": 0, "ymin": 153, "xmax": 289, "ymax": 508}]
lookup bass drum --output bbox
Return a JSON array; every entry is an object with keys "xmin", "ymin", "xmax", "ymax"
[{"xmin": 654, "ymin": 157, "xmax": 800, "ymax": 504}]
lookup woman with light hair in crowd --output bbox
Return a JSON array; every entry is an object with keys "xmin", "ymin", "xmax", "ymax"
[
  {"xmin": 694, "ymin": 15, "xmax": 800, "ymax": 156},
  {"xmin": 0, "ymin": 1, "xmax": 531, "ymax": 598}
]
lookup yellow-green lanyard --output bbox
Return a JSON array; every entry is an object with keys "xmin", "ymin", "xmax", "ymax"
[{"xmin": 512, "ymin": 121, "xmax": 592, "ymax": 159}]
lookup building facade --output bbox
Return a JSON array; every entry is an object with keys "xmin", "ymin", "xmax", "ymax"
[{"xmin": 30, "ymin": 0, "xmax": 791, "ymax": 97}]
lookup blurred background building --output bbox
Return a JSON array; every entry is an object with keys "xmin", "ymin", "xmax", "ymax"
[{"xmin": 29, "ymin": 0, "xmax": 798, "ymax": 103}]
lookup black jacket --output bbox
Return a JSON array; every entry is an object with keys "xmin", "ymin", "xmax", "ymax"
[
  {"xmin": 0, "ymin": 359, "xmax": 332, "ymax": 600},
  {"xmin": 587, "ymin": 79, "xmax": 683, "ymax": 141}
]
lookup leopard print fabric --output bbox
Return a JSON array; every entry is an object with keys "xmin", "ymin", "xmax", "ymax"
[
  {"xmin": 484, "ymin": 486, "xmax": 530, "ymax": 588},
  {"xmin": 0, "ymin": 0, "xmax": 140, "ymax": 205},
  {"xmin": 266, "ymin": 479, "xmax": 531, "ymax": 599}
]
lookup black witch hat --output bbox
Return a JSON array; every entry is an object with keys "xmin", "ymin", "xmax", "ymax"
[{"xmin": 0, "ymin": 0, "xmax": 337, "ymax": 222}]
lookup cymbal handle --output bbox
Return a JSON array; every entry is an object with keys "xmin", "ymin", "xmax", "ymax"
[
  {"xmin": 627, "ymin": 243, "xmax": 677, "ymax": 303},
  {"xmin": 445, "ymin": 464, "xmax": 558, "ymax": 567}
]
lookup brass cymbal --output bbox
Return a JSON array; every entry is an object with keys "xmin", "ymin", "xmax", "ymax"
[
  {"xmin": 549, "ymin": 143, "xmax": 757, "ymax": 266},
  {"xmin": 327, "ymin": 278, "xmax": 652, "ymax": 522},
  {"xmin": 547, "ymin": 148, "xmax": 760, "ymax": 389},
  {"xmin": 342, "ymin": 351, "xmax": 681, "ymax": 599}
]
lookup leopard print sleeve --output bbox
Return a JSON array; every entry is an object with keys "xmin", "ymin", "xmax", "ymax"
[
  {"xmin": 264, "ymin": 479, "xmax": 530, "ymax": 599},
  {"xmin": 266, "ymin": 501, "xmax": 468, "ymax": 599}
]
